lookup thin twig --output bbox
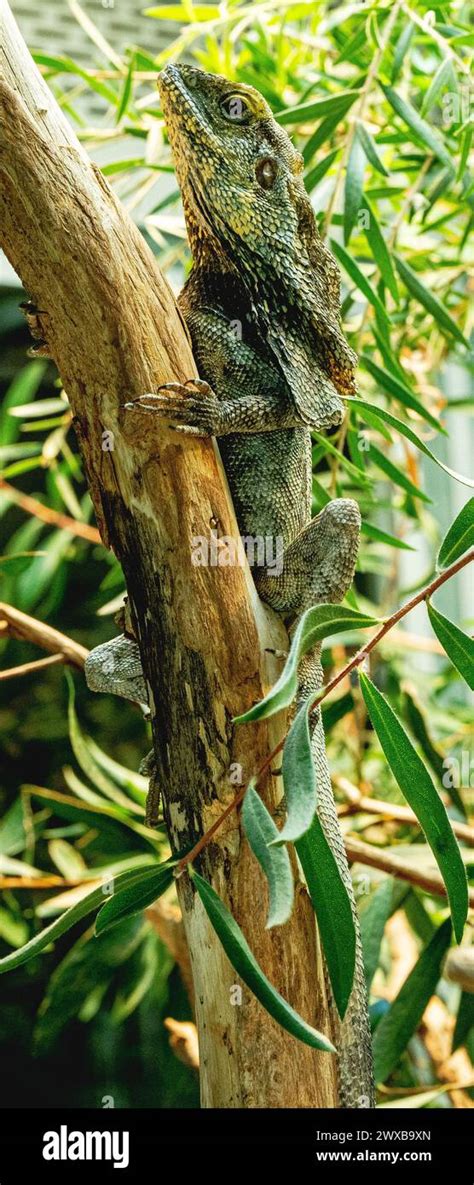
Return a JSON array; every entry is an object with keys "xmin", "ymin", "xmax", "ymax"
[
  {"xmin": 335, "ymin": 777, "xmax": 473, "ymax": 847},
  {"xmin": 0, "ymin": 653, "xmax": 65, "ymax": 680},
  {"xmin": 0, "ymin": 601, "xmax": 88, "ymax": 669},
  {"xmin": 0, "ymin": 478, "xmax": 102, "ymax": 544},
  {"xmin": 345, "ymin": 834, "xmax": 474, "ymax": 906}
]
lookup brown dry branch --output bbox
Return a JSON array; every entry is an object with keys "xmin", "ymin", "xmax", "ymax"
[
  {"xmin": 0, "ymin": 478, "xmax": 102, "ymax": 544},
  {"xmin": 336, "ymin": 776, "xmax": 474, "ymax": 848},
  {"xmin": 0, "ymin": 601, "xmax": 88, "ymax": 668}
]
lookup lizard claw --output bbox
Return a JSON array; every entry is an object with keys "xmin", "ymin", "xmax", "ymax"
[{"xmin": 125, "ymin": 384, "xmax": 220, "ymax": 436}]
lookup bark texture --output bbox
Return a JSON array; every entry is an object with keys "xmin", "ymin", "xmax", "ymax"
[{"xmin": 0, "ymin": 0, "xmax": 339, "ymax": 1106}]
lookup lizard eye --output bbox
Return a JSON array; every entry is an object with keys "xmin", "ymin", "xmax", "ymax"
[
  {"xmin": 220, "ymin": 93, "xmax": 253, "ymax": 123},
  {"xmin": 256, "ymin": 157, "xmax": 278, "ymax": 190}
]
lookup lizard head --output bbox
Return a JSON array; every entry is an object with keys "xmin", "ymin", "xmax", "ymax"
[
  {"xmin": 158, "ymin": 64, "xmax": 299, "ymax": 251},
  {"xmin": 158, "ymin": 64, "xmax": 356, "ymax": 412}
]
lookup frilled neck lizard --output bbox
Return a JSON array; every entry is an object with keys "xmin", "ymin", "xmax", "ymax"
[{"xmin": 86, "ymin": 64, "xmax": 374, "ymax": 1108}]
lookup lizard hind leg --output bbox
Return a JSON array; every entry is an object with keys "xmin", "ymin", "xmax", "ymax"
[{"xmin": 255, "ymin": 497, "xmax": 361, "ymax": 618}]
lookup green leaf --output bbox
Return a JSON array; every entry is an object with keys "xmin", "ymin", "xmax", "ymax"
[
  {"xmin": 277, "ymin": 701, "xmax": 316, "ymax": 843},
  {"xmin": 48, "ymin": 839, "xmax": 87, "ymax": 879},
  {"xmin": 276, "ymin": 90, "xmax": 359, "ymax": 127},
  {"xmin": 457, "ymin": 124, "xmax": 473, "ymax": 182},
  {"xmin": 115, "ymin": 52, "xmax": 135, "ymax": 124},
  {"xmin": 403, "ymin": 686, "xmax": 465, "ymax": 818},
  {"xmin": 394, "ymin": 255, "xmax": 470, "ymax": 348},
  {"xmin": 344, "ymin": 130, "xmax": 366, "ymax": 244},
  {"xmin": 360, "ymin": 675, "xmax": 468, "ymax": 942},
  {"xmin": 437, "ymin": 499, "xmax": 474, "ymax": 569},
  {"xmin": 391, "ymin": 21, "xmax": 415, "ymax": 83},
  {"xmin": 421, "ymin": 58, "xmax": 457, "ymax": 117},
  {"xmin": 95, "ymin": 862, "xmax": 175, "ymax": 934},
  {"xmin": 66, "ymin": 672, "xmax": 143, "ymax": 813},
  {"xmin": 235, "ymin": 606, "xmax": 378, "ymax": 724},
  {"xmin": 32, "ymin": 53, "xmax": 119, "ymax": 104},
  {"xmin": 305, "ymin": 148, "xmax": 339, "ymax": 193},
  {"xmin": 368, "ymin": 443, "xmax": 431, "ymax": 503},
  {"xmin": 350, "ymin": 398, "xmax": 474, "ymax": 488},
  {"xmin": 241, "ymin": 785, "xmax": 294, "ymax": 928},
  {"xmin": 427, "ymin": 601, "xmax": 474, "ymax": 690},
  {"xmin": 0, "ymin": 866, "xmax": 157, "ymax": 974},
  {"xmin": 330, "ymin": 238, "xmax": 391, "ymax": 327},
  {"xmin": 361, "ymin": 199, "xmax": 399, "ymax": 303},
  {"xmin": 380, "ymin": 83, "xmax": 453, "ymax": 169},
  {"xmin": 24, "ymin": 785, "xmax": 154, "ymax": 847},
  {"xmin": 191, "ymin": 870, "xmax": 336, "ymax": 1052},
  {"xmin": 452, "ymin": 990, "xmax": 474, "ymax": 1052},
  {"xmin": 373, "ymin": 918, "xmax": 452, "ymax": 1082},
  {"xmin": 362, "ymin": 522, "xmax": 414, "ymax": 551},
  {"xmin": 360, "ymin": 354, "xmax": 442, "ymax": 432},
  {"xmin": 360, "ymin": 879, "xmax": 407, "ymax": 992},
  {"xmin": 303, "ymin": 110, "xmax": 349, "ymax": 164},
  {"xmin": 356, "ymin": 122, "xmax": 388, "ymax": 176},
  {"xmin": 295, "ymin": 816, "xmax": 356, "ymax": 1020}
]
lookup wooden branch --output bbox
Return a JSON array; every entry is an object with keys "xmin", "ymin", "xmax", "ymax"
[
  {"xmin": 336, "ymin": 776, "xmax": 474, "ymax": 848},
  {"xmin": 0, "ymin": 601, "xmax": 88, "ymax": 668},
  {"xmin": 346, "ymin": 835, "xmax": 474, "ymax": 907},
  {"xmin": 0, "ymin": 478, "xmax": 102, "ymax": 544},
  {"xmin": 0, "ymin": 1, "xmax": 338, "ymax": 1106}
]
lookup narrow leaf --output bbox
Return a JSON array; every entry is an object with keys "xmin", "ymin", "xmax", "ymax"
[
  {"xmin": 421, "ymin": 58, "xmax": 457, "ymax": 117},
  {"xmin": 394, "ymin": 254, "xmax": 470, "ymax": 348},
  {"xmin": 427, "ymin": 601, "xmax": 474, "ymax": 690},
  {"xmin": 115, "ymin": 53, "xmax": 135, "ymax": 124},
  {"xmin": 368, "ymin": 443, "xmax": 431, "ymax": 503},
  {"xmin": 0, "ymin": 866, "xmax": 157, "ymax": 974},
  {"xmin": 360, "ymin": 354, "xmax": 442, "ymax": 432},
  {"xmin": 350, "ymin": 398, "xmax": 474, "ymax": 488},
  {"xmin": 361, "ymin": 199, "xmax": 399, "ymax": 303},
  {"xmin": 296, "ymin": 815, "xmax": 356, "ymax": 1020},
  {"xmin": 242, "ymin": 785, "xmax": 294, "ymax": 928},
  {"xmin": 360, "ymin": 675, "xmax": 468, "ymax": 941},
  {"xmin": 275, "ymin": 701, "xmax": 317, "ymax": 843},
  {"xmin": 95, "ymin": 862, "xmax": 175, "ymax": 934},
  {"xmin": 344, "ymin": 130, "xmax": 366, "ymax": 243},
  {"xmin": 452, "ymin": 991, "xmax": 474, "ymax": 1052},
  {"xmin": 235, "ymin": 606, "xmax": 378, "ymax": 724},
  {"xmin": 373, "ymin": 918, "xmax": 452, "ymax": 1082},
  {"xmin": 360, "ymin": 879, "xmax": 407, "ymax": 992},
  {"xmin": 403, "ymin": 686, "xmax": 466, "ymax": 818},
  {"xmin": 437, "ymin": 499, "xmax": 474, "ymax": 569},
  {"xmin": 391, "ymin": 21, "xmax": 415, "ymax": 82},
  {"xmin": 192, "ymin": 871, "xmax": 336, "ymax": 1052},
  {"xmin": 380, "ymin": 83, "xmax": 453, "ymax": 169},
  {"xmin": 356, "ymin": 122, "xmax": 388, "ymax": 176},
  {"xmin": 330, "ymin": 238, "xmax": 391, "ymax": 326},
  {"xmin": 362, "ymin": 522, "xmax": 414, "ymax": 551},
  {"xmin": 276, "ymin": 90, "xmax": 359, "ymax": 127},
  {"xmin": 305, "ymin": 148, "xmax": 339, "ymax": 193}
]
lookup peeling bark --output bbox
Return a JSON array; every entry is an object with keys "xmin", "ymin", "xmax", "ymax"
[{"xmin": 0, "ymin": 0, "xmax": 339, "ymax": 1107}]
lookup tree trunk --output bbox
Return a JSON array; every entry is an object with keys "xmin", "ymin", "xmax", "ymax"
[{"xmin": 0, "ymin": 0, "xmax": 339, "ymax": 1107}]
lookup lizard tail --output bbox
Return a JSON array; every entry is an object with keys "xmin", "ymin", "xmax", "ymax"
[{"xmin": 297, "ymin": 648, "xmax": 375, "ymax": 1108}]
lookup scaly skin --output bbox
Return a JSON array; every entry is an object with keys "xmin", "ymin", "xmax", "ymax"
[{"xmin": 86, "ymin": 63, "xmax": 374, "ymax": 1107}]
